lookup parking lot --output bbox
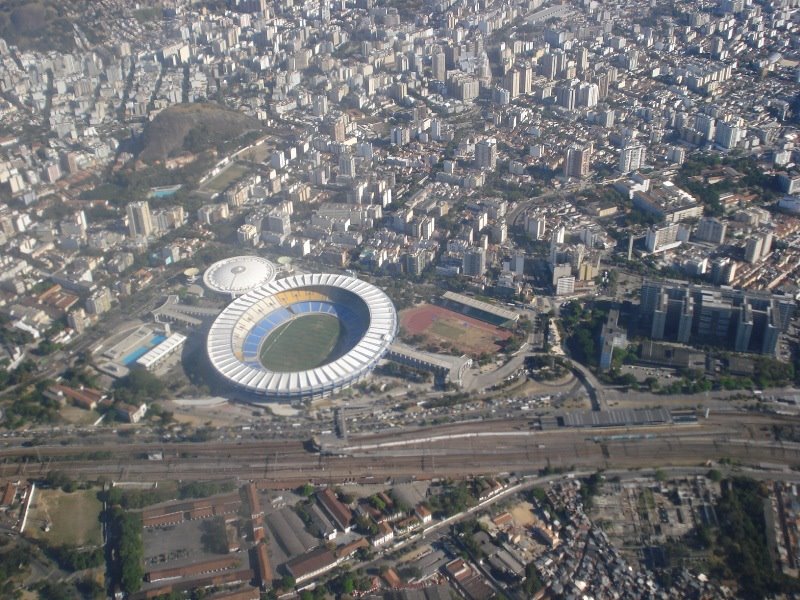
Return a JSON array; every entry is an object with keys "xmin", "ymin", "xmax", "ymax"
[
  {"xmin": 619, "ymin": 364, "xmax": 678, "ymax": 386},
  {"xmin": 143, "ymin": 519, "xmax": 223, "ymax": 570}
]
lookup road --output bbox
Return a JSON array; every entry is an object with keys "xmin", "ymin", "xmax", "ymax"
[
  {"xmin": 462, "ymin": 345, "xmax": 530, "ymax": 392},
  {"xmin": 568, "ymin": 360, "xmax": 608, "ymax": 410},
  {"xmin": 461, "ymin": 336, "xmax": 606, "ymax": 412}
]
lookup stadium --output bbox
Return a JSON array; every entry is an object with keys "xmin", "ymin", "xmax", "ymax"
[{"xmin": 207, "ymin": 273, "xmax": 398, "ymax": 401}]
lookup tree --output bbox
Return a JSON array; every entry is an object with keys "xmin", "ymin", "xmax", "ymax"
[
  {"xmin": 298, "ymin": 483, "xmax": 315, "ymax": 497},
  {"xmin": 45, "ymin": 471, "xmax": 74, "ymax": 492},
  {"xmin": 530, "ymin": 487, "xmax": 547, "ymax": 503},
  {"xmin": 45, "ymin": 544, "xmax": 104, "ymax": 571},
  {"xmin": 34, "ymin": 581, "xmax": 78, "ymax": 600},
  {"xmin": 113, "ymin": 369, "xmax": 164, "ymax": 404},
  {"xmin": 111, "ymin": 508, "xmax": 143, "ymax": 594},
  {"xmin": 523, "ymin": 561, "xmax": 544, "ymax": 595},
  {"xmin": 355, "ymin": 515, "xmax": 377, "ymax": 536},
  {"xmin": 368, "ymin": 495, "xmax": 386, "ymax": 512},
  {"xmin": 200, "ymin": 517, "xmax": 228, "ymax": 554},
  {"xmin": 712, "ymin": 477, "xmax": 800, "ymax": 599}
]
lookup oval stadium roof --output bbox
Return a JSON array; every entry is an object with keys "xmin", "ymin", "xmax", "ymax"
[{"xmin": 206, "ymin": 273, "xmax": 397, "ymax": 400}]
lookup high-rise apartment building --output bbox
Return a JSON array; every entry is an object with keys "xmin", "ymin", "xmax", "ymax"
[
  {"xmin": 639, "ymin": 280, "xmax": 794, "ymax": 355},
  {"xmin": 431, "ymin": 47, "xmax": 446, "ymax": 81},
  {"xmin": 475, "ymin": 138, "xmax": 497, "ymax": 170},
  {"xmin": 744, "ymin": 237, "xmax": 763, "ymax": 263},
  {"xmin": 462, "ymin": 247, "xmax": 487, "ymax": 277},
  {"xmin": 126, "ymin": 201, "xmax": 154, "ymax": 238},
  {"xmin": 710, "ymin": 257, "xmax": 737, "ymax": 285},
  {"xmin": 555, "ymin": 81, "xmax": 577, "ymax": 110},
  {"xmin": 503, "ymin": 69, "xmax": 520, "ymax": 99},
  {"xmin": 525, "ymin": 215, "xmax": 546, "ymax": 239},
  {"xmin": 645, "ymin": 223, "xmax": 683, "ymax": 253},
  {"xmin": 618, "ymin": 143, "xmax": 646, "ymax": 173},
  {"xmin": 577, "ymin": 82, "xmax": 599, "ymax": 107},
  {"xmin": 715, "ymin": 119, "xmax": 744, "ymax": 150},
  {"xmin": 564, "ymin": 144, "xmax": 593, "ymax": 178},
  {"xmin": 694, "ymin": 217, "xmax": 727, "ymax": 244}
]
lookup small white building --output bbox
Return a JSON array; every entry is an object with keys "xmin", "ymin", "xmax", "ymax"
[
  {"xmin": 116, "ymin": 402, "xmax": 147, "ymax": 423},
  {"xmin": 415, "ymin": 504, "xmax": 433, "ymax": 524},
  {"xmin": 372, "ymin": 521, "xmax": 394, "ymax": 547}
]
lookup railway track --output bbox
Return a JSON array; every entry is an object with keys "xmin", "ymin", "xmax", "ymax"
[
  {"xmin": 2, "ymin": 434, "xmax": 799, "ymax": 484},
  {"xmin": 1, "ymin": 412, "xmax": 798, "ymax": 484}
]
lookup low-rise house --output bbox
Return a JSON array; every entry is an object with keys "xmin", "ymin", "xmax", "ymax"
[
  {"xmin": 115, "ymin": 401, "xmax": 147, "ymax": 423},
  {"xmin": 415, "ymin": 504, "xmax": 433, "ymax": 524},
  {"xmin": 372, "ymin": 521, "xmax": 394, "ymax": 547}
]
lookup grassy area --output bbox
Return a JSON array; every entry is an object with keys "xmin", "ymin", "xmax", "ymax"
[
  {"xmin": 428, "ymin": 319, "xmax": 465, "ymax": 340},
  {"xmin": 260, "ymin": 315, "xmax": 344, "ymax": 372},
  {"xmin": 203, "ymin": 162, "xmax": 249, "ymax": 194},
  {"xmin": 238, "ymin": 142, "xmax": 272, "ymax": 163},
  {"xmin": 59, "ymin": 405, "xmax": 100, "ymax": 426},
  {"xmin": 26, "ymin": 489, "xmax": 102, "ymax": 546}
]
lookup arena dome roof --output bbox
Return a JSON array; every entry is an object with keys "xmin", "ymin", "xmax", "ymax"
[{"xmin": 203, "ymin": 256, "xmax": 277, "ymax": 298}]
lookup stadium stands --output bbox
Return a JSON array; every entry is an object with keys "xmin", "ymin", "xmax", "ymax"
[
  {"xmin": 238, "ymin": 290, "xmax": 370, "ymax": 364},
  {"xmin": 207, "ymin": 274, "xmax": 397, "ymax": 400}
]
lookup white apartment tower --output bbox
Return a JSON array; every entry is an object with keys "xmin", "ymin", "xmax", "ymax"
[{"xmin": 126, "ymin": 201, "xmax": 154, "ymax": 238}]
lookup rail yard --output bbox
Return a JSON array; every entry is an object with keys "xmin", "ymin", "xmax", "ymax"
[{"xmin": 1, "ymin": 411, "xmax": 797, "ymax": 486}]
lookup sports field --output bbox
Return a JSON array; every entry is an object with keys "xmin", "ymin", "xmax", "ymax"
[
  {"xmin": 399, "ymin": 303, "xmax": 511, "ymax": 354},
  {"xmin": 203, "ymin": 162, "xmax": 250, "ymax": 194},
  {"xmin": 26, "ymin": 489, "xmax": 103, "ymax": 546},
  {"xmin": 260, "ymin": 314, "xmax": 344, "ymax": 372}
]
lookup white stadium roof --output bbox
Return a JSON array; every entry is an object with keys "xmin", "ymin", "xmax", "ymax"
[
  {"xmin": 206, "ymin": 273, "xmax": 397, "ymax": 400},
  {"xmin": 203, "ymin": 256, "xmax": 277, "ymax": 298}
]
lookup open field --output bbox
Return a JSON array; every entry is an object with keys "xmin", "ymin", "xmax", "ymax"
[
  {"xmin": 203, "ymin": 162, "xmax": 249, "ymax": 194},
  {"xmin": 399, "ymin": 304, "xmax": 511, "ymax": 354},
  {"xmin": 238, "ymin": 142, "xmax": 273, "ymax": 163},
  {"xmin": 26, "ymin": 489, "xmax": 102, "ymax": 546},
  {"xmin": 260, "ymin": 314, "xmax": 344, "ymax": 372},
  {"xmin": 510, "ymin": 501, "xmax": 537, "ymax": 526},
  {"xmin": 59, "ymin": 405, "xmax": 100, "ymax": 426}
]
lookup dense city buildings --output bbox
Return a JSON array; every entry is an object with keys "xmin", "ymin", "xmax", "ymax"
[{"xmin": 0, "ymin": 0, "xmax": 799, "ymax": 598}]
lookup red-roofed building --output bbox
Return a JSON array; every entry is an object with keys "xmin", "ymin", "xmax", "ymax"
[
  {"xmin": 317, "ymin": 488, "xmax": 352, "ymax": 533},
  {"xmin": 246, "ymin": 483, "xmax": 262, "ymax": 519},
  {"xmin": 254, "ymin": 542, "xmax": 272, "ymax": 590},
  {"xmin": 115, "ymin": 401, "xmax": 147, "ymax": 423},
  {"xmin": 336, "ymin": 537, "xmax": 369, "ymax": 559},
  {"xmin": 382, "ymin": 568, "xmax": 403, "ymax": 589},
  {"xmin": 415, "ymin": 504, "xmax": 433, "ymax": 524},
  {"xmin": 45, "ymin": 384, "xmax": 106, "ymax": 410},
  {"xmin": 1, "ymin": 482, "xmax": 15, "ymax": 507},
  {"xmin": 285, "ymin": 547, "xmax": 340, "ymax": 584}
]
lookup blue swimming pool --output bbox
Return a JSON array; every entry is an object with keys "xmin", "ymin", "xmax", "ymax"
[
  {"xmin": 122, "ymin": 334, "xmax": 167, "ymax": 365},
  {"xmin": 148, "ymin": 185, "xmax": 182, "ymax": 199}
]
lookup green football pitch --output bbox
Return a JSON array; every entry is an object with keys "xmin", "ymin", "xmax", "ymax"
[{"xmin": 259, "ymin": 314, "xmax": 345, "ymax": 372}]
